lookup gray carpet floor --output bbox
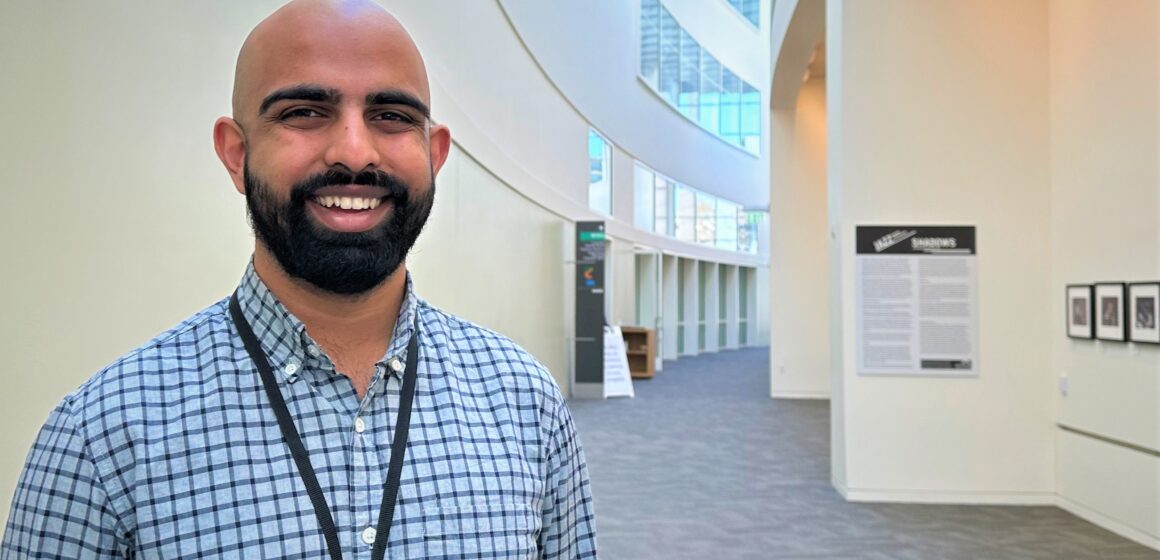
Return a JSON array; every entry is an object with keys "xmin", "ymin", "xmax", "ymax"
[{"xmin": 567, "ymin": 346, "xmax": 1160, "ymax": 560}]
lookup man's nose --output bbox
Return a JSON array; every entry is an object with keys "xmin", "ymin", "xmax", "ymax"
[{"xmin": 323, "ymin": 114, "xmax": 382, "ymax": 172}]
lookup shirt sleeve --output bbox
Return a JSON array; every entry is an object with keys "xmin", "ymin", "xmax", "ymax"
[
  {"xmin": 538, "ymin": 399, "xmax": 598, "ymax": 559},
  {"xmin": 2, "ymin": 399, "xmax": 130, "ymax": 559}
]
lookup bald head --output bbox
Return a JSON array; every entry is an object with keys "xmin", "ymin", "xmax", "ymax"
[{"xmin": 232, "ymin": 0, "xmax": 430, "ymax": 124}]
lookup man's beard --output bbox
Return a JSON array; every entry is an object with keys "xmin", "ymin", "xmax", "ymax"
[{"xmin": 244, "ymin": 164, "xmax": 435, "ymax": 295}]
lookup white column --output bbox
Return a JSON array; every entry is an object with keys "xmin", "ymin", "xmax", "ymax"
[
  {"xmin": 703, "ymin": 261, "xmax": 720, "ymax": 353},
  {"xmin": 724, "ymin": 265, "xmax": 740, "ymax": 349},
  {"xmin": 681, "ymin": 258, "xmax": 699, "ymax": 356},
  {"xmin": 635, "ymin": 252, "xmax": 663, "ymax": 372},
  {"xmin": 661, "ymin": 254, "xmax": 680, "ymax": 361}
]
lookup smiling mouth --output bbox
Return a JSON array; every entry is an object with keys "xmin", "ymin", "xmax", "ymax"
[{"xmin": 312, "ymin": 195, "xmax": 387, "ymax": 211}]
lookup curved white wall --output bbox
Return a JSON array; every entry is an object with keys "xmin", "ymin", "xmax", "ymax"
[
  {"xmin": 495, "ymin": 0, "xmax": 772, "ymax": 209},
  {"xmin": 389, "ymin": 0, "xmax": 767, "ymax": 266}
]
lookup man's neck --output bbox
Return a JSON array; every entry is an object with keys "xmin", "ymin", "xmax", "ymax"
[{"xmin": 252, "ymin": 247, "xmax": 404, "ymax": 396}]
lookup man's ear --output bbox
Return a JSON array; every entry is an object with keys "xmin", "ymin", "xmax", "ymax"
[
  {"xmin": 213, "ymin": 117, "xmax": 247, "ymax": 195},
  {"xmin": 428, "ymin": 123, "xmax": 452, "ymax": 177}
]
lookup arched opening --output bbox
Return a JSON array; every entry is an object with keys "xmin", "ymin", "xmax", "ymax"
[{"xmin": 768, "ymin": 0, "xmax": 830, "ymax": 401}]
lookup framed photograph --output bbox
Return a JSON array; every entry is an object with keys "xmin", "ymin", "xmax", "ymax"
[
  {"xmin": 1066, "ymin": 284, "xmax": 1093, "ymax": 339},
  {"xmin": 1094, "ymin": 282, "xmax": 1127, "ymax": 341},
  {"xmin": 1128, "ymin": 282, "xmax": 1160, "ymax": 344}
]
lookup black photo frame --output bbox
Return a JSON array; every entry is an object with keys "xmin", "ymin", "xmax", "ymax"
[
  {"xmin": 1128, "ymin": 282, "xmax": 1160, "ymax": 344},
  {"xmin": 1066, "ymin": 284, "xmax": 1094, "ymax": 339},
  {"xmin": 1094, "ymin": 282, "xmax": 1128, "ymax": 342}
]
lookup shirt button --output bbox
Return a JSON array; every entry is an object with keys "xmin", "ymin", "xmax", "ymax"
[
  {"xmin": 354, "ymin": 417, "xmax": 366, "ymax": 433},
  {"xmin": 306, "ymin": 345, "xmax": 320, "ymax": 357},
  {"xmin": 361, "ymin": 526, "xmax": 377, "ymax": 545},
  {"xmin": 389, "ymin": 358, "xmax": 404, "ymax": 373},
  {"xmin": 284, "ymin": 363, "xmax": 299, "ymax": 376}
]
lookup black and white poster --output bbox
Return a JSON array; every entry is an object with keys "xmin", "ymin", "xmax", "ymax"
[
  {"xmin": 1094, "ymin": 282, "xmax": 1127, "ymax": 342},
  {"xmin": 1066, "ymin": 284, "xmax": 1094, "ymax": 339},
  {"xmin": 1128, "ymin": 282, "xmax": 1160, "ymax": 344},
  {"xmin": 856, "ymin": 226, "xmax": 978, "ymax": 377}
]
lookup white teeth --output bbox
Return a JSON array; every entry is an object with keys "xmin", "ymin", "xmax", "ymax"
[{"xmin": 314, "ymin": 196, "xmax": 382, "ymax": 210}]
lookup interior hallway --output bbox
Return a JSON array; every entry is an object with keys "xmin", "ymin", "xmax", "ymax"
[{"xmin": 568, "ymin": 348, "xmax": 1160, "ymax": 559}]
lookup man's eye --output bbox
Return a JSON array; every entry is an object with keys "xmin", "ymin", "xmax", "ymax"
[
  {"xmin": 280, "ymin": 108, "xmax": 325, "ymax": 120},
  {"xmin": 373, "ymin": 111, "xmax": 416, "ymax": 125}
]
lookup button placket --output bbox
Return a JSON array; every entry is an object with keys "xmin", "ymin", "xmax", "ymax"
[{"xmin": 351, "ymin": 363, "xmax": 388, "ymax": 555}]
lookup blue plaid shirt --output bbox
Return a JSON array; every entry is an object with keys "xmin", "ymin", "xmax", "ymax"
[{"xmin": 3, "ymin": 264, "xmax": 597, "ymax": 559}]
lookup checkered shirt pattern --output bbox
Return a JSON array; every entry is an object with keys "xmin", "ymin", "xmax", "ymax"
[{"xmin": 2, "ymin": 264, "xmax": 597, "ymax": 559}]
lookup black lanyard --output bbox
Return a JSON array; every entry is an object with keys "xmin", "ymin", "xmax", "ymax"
[{"xmin": 229, "ymin": 293, "xmax": 418, "ymax": 560}]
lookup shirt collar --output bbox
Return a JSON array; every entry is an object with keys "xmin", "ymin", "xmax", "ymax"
[{"xmin": 234, "ymin": 260, "xmax": 421, "ymax": 383}]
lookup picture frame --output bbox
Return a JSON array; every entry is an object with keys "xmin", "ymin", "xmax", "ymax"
[
  {"xmin": 1066, "ymin": 284, "xmax": 1093, "ymax": 339},
  {"xmin": 1128, "ymin": 282, "xmax": 1160, "ymax": 344},
  {"xmin": 1094, "ymin": 282, "xmax": 1127, "ymax": 342}
]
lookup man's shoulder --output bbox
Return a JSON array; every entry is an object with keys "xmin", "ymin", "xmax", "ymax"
[
  {"xmin": 419, "ymin": 302, "xmax": 563, "ymax": 402},
  {"xmin": 67, "ymin": 297, "xmax": 234, "ymax": 413}
]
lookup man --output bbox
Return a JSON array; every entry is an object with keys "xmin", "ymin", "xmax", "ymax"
[{"xmin": 1, "ymin": 1, "xmax": 597, "ymax": 558}]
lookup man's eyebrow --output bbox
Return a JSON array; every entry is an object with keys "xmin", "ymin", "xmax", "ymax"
[
  {"xmin": 258, "ymin": 85, "xmax": 341, "ymax": 116},
  {"xmin": 366, "ymin": 90, "xmax": 430, "ymax": 119}
]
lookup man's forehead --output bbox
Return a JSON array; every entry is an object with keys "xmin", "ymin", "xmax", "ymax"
[{"xmin": 233, "ymin": 0, "xmax": 430, "ymax": 118}]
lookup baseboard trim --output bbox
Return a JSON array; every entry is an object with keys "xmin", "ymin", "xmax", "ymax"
[
  {"xmin": 840, "ymin": 487, "xmax": 1056, "ymax": 506},
  {"xmin": 831, "ymin": 485, "xmax": 1160, "ymax": 551},
  {"xmin": 832, "ymin": 478, "xmax": 849, "ymax": 499},
  {"xmin": 770, "ymin": 390, "xmax": 830, "ymax": 400},
  {"xmin": 1057, "ymin": 495, "xmax": 1160, "ymax": 551}
]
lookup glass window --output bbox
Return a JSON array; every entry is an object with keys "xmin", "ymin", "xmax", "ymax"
[
  {"xmin": 741, "ymin": 82, "xmax": 761, "ymax": 153},
  {"xmin": 633, "ymin": 164, "xmax": 655, "ymax": 231},
  {"xmin": 658, "ymin": 8, "xmax": 681, "ymax": 106},
  {"xmin": 631, "ymin": 162, "xmax": 754, "ymax": 252},
  {"xmin": 654, "ymin": 175, "xmax": 671, "ymax": 236},
  {"xmin": 699, "ymin": 54, "xmax": 722, "ymax": 134},
  {"xmin": 588, "ymin": 129, "xmax": 612, "ymax": 216},
  {"xmin": 727, "ymin": 0, "xmax": 760, "ymax": 27},
  {"xmin": 678, "ymin": 30, "xmax": 700, "ymax": 121},
  {"xmin": 674, "ymin": 185, "xmax": 696, "ymax": 242},
  {"xmin": 720, "ymin": 69, "xmax": 742, "ymax": 146},
  {"xmin": 716, "ymin": 199, "xmax": 739, "ymax": 251},
  {"xmin": 640, "ymin": 0, "xmax": 660, "ymax": 87},
  {"xmin": 737, "ymin": 210, "xmax": 764, "ymax": 255},
  {"xmin": 695, "ymin": 191, "xmax": 716, "ymax": 245},
  {"xmin": 640, "ymin": 5, "xmax": 762, "ymax": 155}
]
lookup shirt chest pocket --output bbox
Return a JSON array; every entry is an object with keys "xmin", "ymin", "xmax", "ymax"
[{"xmin": 418, "ymin": 500, "xmax": 540, "ymax": 559}]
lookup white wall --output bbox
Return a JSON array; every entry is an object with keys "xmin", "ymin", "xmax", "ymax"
[
  {"xmin": 828, "ymin": 0, "xmax": 1056, "ymax": 502},
  {"xmin": 0, "ymin": 0, "xmax": 277, "ymax": 530},
  {"xmin": 1049, "ymin": 0, "xmax": 1160, "ymax": 545},
  {"xmin": 407, "ymin": 149, "xmax": 569, "ymax": 395},
  {"xmin": 826, "ymin": 0, "xmax": 847, "ymax": 488},
  {"xmin": 394, "ymin": 0, "xmax": 766, "ymax": 267},
  {"xmin": 770, "ymin": 76, "xmax": 829, "ymax": 399}
]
